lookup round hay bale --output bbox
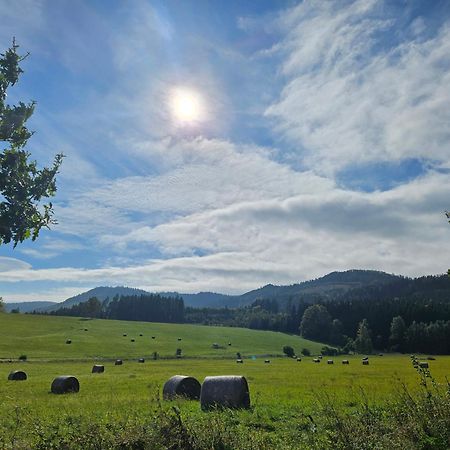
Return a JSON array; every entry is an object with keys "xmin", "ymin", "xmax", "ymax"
[
  {"xmin": 296, "ymin": 357, "xmax": 301, "ymax": 362},
  {"xmin": 419, "ymin": 361, "xmax": 429, "ymax": 369},
  {"xmin": 327, "ymin": 360, "xmax": 334, "ymax": 365},
  {"xmin": 200, "ymin": 375, "xmax": 250, "ymax": 410},
  {"xmin": 8, "ymin": 370, "xmax": 27, "ymax": 381},
  {"xmin": 163, "ymin": 375, "xmax": 201, "ymax": 400},
  {"xmin": 264, "ymin": 359, "xmax": 271, "ymax": 364},
  {"xmin": 51, "ymin": 376, "xmax": 79, "ymax": 394},
  {"xmin": 313, "ymin": 358, "xmax": 320, "ymax": 363},
  {"xmin": 115, "ymin": 359, "xmax": 123, "ymax": 365},
  {"xmin": 342, "ymin": 360, "xmax": 349, "ymax": 365},
  {"xmin": 318, "ymin": 355, "xmax": 322, "ymax": 359},
  {"xmin": 66, "ymin": 339, "xmax": 72, "ymax": 344},
  {"xmin": 92, "ymin": 364, "xmax": 104, "ymax": 373},
  {"xmin": 362, "ymin": 356, "xmax": 369, "ymax": 361},
  {"xmin": 236, "ymin": 359, "xmax": 243, "ymax": 364},
  {"xmin": 362, "ymin": 360, "xmax": 369, "ymax": 365},
  {"xmin": 138, "ymin": 358, "xmax": 145, "ymax": 363}
]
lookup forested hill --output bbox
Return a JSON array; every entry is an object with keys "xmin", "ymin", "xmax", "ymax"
[
  {"xmin": 44, "ymin": 286, "xmax": 150, "ymax": 312},
  {"xmin": 236, "ymin": 270, "xmax": 400, "ymax": 308},
  {"xmin": 37, "ymin": 269, "xmax": 448, "ymax": 312}
]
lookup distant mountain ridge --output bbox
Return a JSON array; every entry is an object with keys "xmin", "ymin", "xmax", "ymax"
[
  {"xmin": 44, "ymin": 286, "xmax": 151, "ymax": 312},
  {"xmin": 40, "ymin": 269, "xmax": 406, "ymax": 312},
  {"xmin": 4, "ymin": 301, "xmax": 57, "ymax": 313}
]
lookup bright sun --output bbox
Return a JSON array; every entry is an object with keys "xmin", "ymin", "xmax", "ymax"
[{"xmin": 170, "ymin": 88, "xmax": 203, "ymax": 123}]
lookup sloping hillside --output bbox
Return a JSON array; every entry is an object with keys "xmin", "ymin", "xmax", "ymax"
[{"xmin": 0, "ymin": 313, "xmax": 324, "ymax": 360}]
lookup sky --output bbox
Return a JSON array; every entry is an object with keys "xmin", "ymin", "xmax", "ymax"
[{"xmin": 0, "ymin": 0, "xmax": 449, "ymax": 303}]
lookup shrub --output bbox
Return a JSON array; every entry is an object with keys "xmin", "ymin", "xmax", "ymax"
[
  {"xmin": 321, "ymin": 346, "xmax": 338, "ymax": 356},
  {"xmin": 282, "ymin": 345, "xmax": 295, "ymax": 358},
  {"xmin": 301, "ymin": 348, "xmax": 311, "ymax": 356}
]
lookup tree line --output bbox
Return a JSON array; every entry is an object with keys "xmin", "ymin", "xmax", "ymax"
[
  {"xmin": 33, "ymin": 274, "xmax": 450, "ymax": 354},
  {"xmin": 45, "ymin": 294, "xmax": 184, "ymax": 323}
]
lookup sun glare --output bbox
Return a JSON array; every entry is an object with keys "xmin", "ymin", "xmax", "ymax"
[{"xmin": 170, "ymin": 88, "xmax": 203, "ymax": 123}]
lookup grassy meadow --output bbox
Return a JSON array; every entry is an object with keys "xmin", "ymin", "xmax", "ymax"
[
  {"xmin": 0, "ymin": 313, "xmax": 324, "ymax": 360},
  {"xmin": 0, "ymin": 313, "xmax": 449, "ymax": 449}
]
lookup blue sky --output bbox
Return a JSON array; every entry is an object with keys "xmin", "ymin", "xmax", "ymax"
[{"xmin": 1, "ymin": 0, "xmax": 449, "ymax": 302}]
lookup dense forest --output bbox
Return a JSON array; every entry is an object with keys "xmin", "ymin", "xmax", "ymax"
[
  {"xmin": 47, "ymin": 294, "xmax": 184, "ymax": 323},
  {"xmin": 36, "ymin": 274, "xmax": 450, "ymax": 354}
]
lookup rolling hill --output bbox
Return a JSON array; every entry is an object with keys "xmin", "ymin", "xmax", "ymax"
[
  {"xmin": 0, "ymin": 312, "xmax": 324, "ymax": 360},
  {"xmin": 39, "ymin": 269, "xmax": 403, "ymax": 312}
]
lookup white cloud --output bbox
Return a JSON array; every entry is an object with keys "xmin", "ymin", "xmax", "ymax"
[
  {"xmin": 265, "ymin": 0, "xmax": 450, "ymax": 173},
  {"xmin": 0, "ymin": 257, "xmax": 32, "ymax": 272},
  {"xmin": 2, "ymin": 172, "xmax": 448, "ymax": 294}
]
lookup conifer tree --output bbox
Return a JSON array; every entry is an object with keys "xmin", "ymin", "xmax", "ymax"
[{"xmin": 354, "ymin": 318, "xmax": 373, "ymax": 354}]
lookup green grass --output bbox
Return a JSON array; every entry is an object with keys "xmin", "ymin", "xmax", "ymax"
[
  {"xmin": 0, "ymin": 313, "xmax": 324, "ymax": 360},
  {"xmin": 0, "ymin": 313, "xmax": 449, "ymax": 449}
]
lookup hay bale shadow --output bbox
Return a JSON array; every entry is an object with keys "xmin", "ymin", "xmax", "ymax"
[{"xmin": 163, "ymin": 375, "xmax": 201, "ymax": 400}]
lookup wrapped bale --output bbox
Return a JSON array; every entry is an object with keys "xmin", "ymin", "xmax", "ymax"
[
  {"xmin": 362, "ymin": 360, "xmax": 369, "ymax": 365},
  {"xmin": 296, "ymin": 357, "xmax": 301, "ymax": 362},
  {"xmin": 115, "ymin": 359, "xmax": 123, "ymax": 365},
  {"xmin": 264, "ymin": 360, "xmax": 271, "ymax": 364},
  {"xmin": 138, "ymin": 358, "xmax": 145, "ymax": 363},
  {"xmin": 92, "ymin": 364, "xmax": 104, "ymax": 373},
  {"xmin": 8, "ymin": 370, "xmax": 27, "ymax": 381},
  {"xmin": 51, "ymin": 376, "xmax": 79, "ymax": 394},
  {"xmin": 236, "ymin": 359, "xmax": 243, "ymax": 364},
  {"xmin": 342, "ymin": 360, "xmax": 349, "ymax": 365},
  {"xmin": 200, "ymin": 375, "xmax": 250, "ymax": 410},
  {"xmin": 163, "ymin": 375, "xmax": 201, "ymax": 400},
  {"xmin": 327, "ymin": 360, "xmax": 334, "ymax": 365}
]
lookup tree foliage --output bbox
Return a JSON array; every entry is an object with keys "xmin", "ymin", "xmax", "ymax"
[
  {"xmin": 0, "ymin": 40, "xmax": 63, "ymax": 246},
  {"xmin": 299, "ymin": 304, "xmax": 332, "ymax": 341},
  {"xmin": 389, "ymin": 315, "xmax": 406, "ymax": 352},
  {"xmin": 354, "ymin": 318, "xmax": 373, "ymax": 354},
  {"xmin": 282, "ymin": 345, "xmax": 295, "ymax": 358}
]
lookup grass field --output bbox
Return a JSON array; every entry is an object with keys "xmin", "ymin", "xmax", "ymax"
[
  {"xmin": 0, "ymin": 313, "xmax": 324, "ymax": 360},
  {"xmin": 0, "ymin": 313, "xmax": 449, "ymax": 449}
]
